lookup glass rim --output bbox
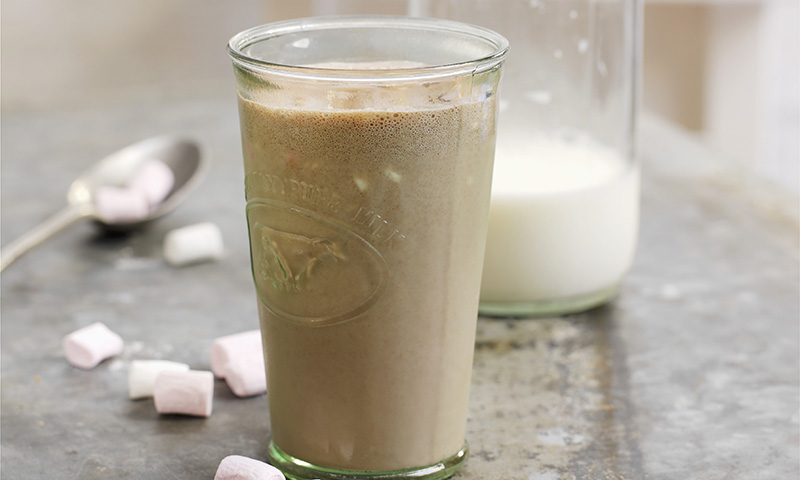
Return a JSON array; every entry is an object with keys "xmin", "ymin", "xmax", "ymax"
[{"xmin": 226, "ymin": 15, "xmax": 509, "ymax": 82}]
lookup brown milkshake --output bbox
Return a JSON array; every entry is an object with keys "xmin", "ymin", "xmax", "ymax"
[{"xmin": 239, "ymin": 79, "xmax": 497, "ymax": 471}]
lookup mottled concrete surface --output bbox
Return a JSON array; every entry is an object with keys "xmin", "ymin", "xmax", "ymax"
[{"xmin": 1, "ymin": 99, "xmax": 797, "ymax": 479}]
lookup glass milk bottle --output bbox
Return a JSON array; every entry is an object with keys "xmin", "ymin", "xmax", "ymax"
[{"xmin": 411, "ymin": 0, "xmax": 641, "ymax": 317}]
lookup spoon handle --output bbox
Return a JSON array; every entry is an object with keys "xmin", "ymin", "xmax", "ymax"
[{"xmin": 1, "ymin": 204, "xmax": 92, "ymax": 272}]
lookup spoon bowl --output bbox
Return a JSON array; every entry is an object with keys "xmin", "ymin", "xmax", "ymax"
[
  {"xmin": 70, "ymin": 135, "xmax": 206, "ymax": 228},
  {"xmin": 1, "ymin": 135, "xmax": 207, "ymax": 271}
]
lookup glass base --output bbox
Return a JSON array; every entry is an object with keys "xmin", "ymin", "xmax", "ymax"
[
  {"xmin": 478, "ymin": 283, "xmax": 621, "ymax": 318},
  {"xmin": 267, "ymin": 441, "xmax": 468, "ymax": 480}
]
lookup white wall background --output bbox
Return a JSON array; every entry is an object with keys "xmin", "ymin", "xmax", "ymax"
[
  {"xmin": 644, "ymin": 0, "xmax": 799, "ymax": 191},
  {"xmin": 2, "ymin": 0, "xmax": 798, "ymax": 190}
]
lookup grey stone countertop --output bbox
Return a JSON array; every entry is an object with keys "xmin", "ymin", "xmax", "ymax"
[{"xmin": 1, "ymin": 97, "xmax": 798, "ymax": 479}]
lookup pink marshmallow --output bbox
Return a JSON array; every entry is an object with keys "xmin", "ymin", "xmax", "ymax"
[
  {"xmin": 210, "ymin": 330, "xmax": 263, "ymax": 379},
  {"xmin": 225, "ymin": 354, "xmax": 266, "ymax": 398},
  {"xmin": 214, "ymin": 455, "xmax": 285, "ymax": 480},
  {"xmin": 94, "ymin": 186, "xmax": 149, "ymax": 223},
  {"xmin": 153, "ymin": 370, "xmax": 214, "ymax": 417},
  {"xmin": 128, "ymin": 159, "xmax": 175, "ymax": 207},
  {"xmin": 63, "ymin": 322, "xmax": 124, "ymax": 370}
]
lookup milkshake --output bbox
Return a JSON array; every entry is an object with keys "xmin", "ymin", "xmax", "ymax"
[
  {"xmin": 228, "ymin": 17, "xmax": 508, "ymax": 479},
  {"xmin": 240, "ymin": 91, "xmax": 496, "ymax": 471}
]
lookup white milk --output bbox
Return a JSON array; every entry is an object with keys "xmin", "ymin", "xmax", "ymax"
[{"xmin": 480, "ymin": 135, "xmax": 639, "ymax": 304}]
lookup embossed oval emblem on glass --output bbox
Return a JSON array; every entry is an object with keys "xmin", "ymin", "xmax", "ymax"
[{"xmin": 247, "ymin": 199, "xmax": 388, "ymax": 327}]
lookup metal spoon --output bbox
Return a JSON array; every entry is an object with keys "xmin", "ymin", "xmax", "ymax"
[{"xmin": 1, "ymin": 135, "xmax": 207, "ymax": 272}]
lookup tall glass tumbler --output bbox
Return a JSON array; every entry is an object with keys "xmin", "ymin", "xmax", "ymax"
[
  {"xmin": 412, "ymin": 0, "xmax": 641, "ymax": 317},
  {"xmin": 228, "ymin": 17, "xmax": 507, "ymax": 480}
]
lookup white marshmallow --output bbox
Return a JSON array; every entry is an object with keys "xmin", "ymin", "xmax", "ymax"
[
  {"xmin": 225, "ymin": 354, "xmax": 266, "ymax": 398},
  {"xmin": 128, "ymin": 360, "xmax": 190, "ymax": 400},
  {"xmin": 163, "ymin": 222, "xmax": 224, "ymax": 267},
  {"xmin": 94, "ymin": 186, "xmax": 149, "ymax": 223},
  {"xmin": 63, "ymin": 322, "xmax": 124, "ymax": 370},
  {"xmin": 128, "ymin": 159, "xmax": 175, "ymax": 207},
  {"xmin": 214, "ymin": 455, "xmax": 285, "ymax": 480},
  {"xmin": 153, "ymin": 370, "xmax": 214, "ymax": 417},
  {"xmin": 210, "ymin": 330, "xmax": 262, "ymax": 378}
]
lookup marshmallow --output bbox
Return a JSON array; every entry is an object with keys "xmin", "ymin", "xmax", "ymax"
[
  {"xmin": 128, "ymin": 360, "xmax": 190, "ymax": 400},
  {"xmin": 214, "ymin": 455, "xmax": 285, "ymax": 480},
  {"xmin": 94, "ymin": 186, "xmax": 149, "ymax": 223},
  {"xmin": 211, "ymin": 330, "xmax": 266, "ymax": 397},
  {"xmin": 153, "ymin": 370, "xmax": 214, "ymax": 417},
  {"xmin": 129, "ymin": 159, "xmax": 175, "ymax": 207},
  {"xmin": 225, "ymin": 354, "xmax": 267, "ymax": 398},
  {"xmin": 210, "ymin": 330, "xmax": 262, "ymax": 378},
  {"xmin": 163, "ymin": 222, "xmax": 224, "ymax": 267},
  {"xmin": 63, "ymin": 322, "xmax": 124, "ymax": 370}
]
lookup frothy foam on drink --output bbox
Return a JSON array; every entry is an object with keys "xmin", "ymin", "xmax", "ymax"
[{"xmin": 244, "ymin": 61, "xmax": 477, "ymax": 112}]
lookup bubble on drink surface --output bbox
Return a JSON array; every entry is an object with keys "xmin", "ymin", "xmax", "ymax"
[
  {"xmin": 384, "ymin": 169, "xmax": 402, "ymax": 183},
  {"xmin": 354, "ymin": 177, "xmax": 369, "ymax": 192},
  {"xmin": 577, "ymin": 39, "xmax": 589, "ymax": 54}
]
